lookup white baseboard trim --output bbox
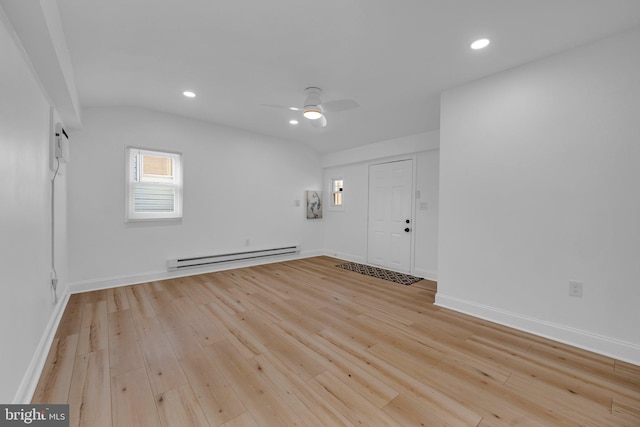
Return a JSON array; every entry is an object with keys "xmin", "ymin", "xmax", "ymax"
[
  {"xmin": 68, "ymin": 249, "xmax": 325, "ymax": 294},
  {"xmin": 322, "ymin": 251, "xmax": 366, "ymax": 264},
  {"xmin": 435, "ymin": 294, "xmax": 640, "ymax": 366},
  {"xmin": 413, "ymin": 268, "xmax": 437, "ymax": 281},
  {"xmin": 13, "ymin": 292, "xmax": 70, "ymax": 404}
]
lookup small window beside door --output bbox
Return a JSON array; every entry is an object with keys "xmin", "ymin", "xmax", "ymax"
[
  {"xmin": 329, "ymin": 177, "xmax": 344, "ymax": 211},
  {"xmin": 126, "ymin": 148, "xmax": 183, "ymax": 221}
]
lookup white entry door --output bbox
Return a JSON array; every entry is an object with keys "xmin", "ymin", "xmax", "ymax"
[{"xmin": 367, "ymin": 159, "xmax": 413, "ymax": 273}]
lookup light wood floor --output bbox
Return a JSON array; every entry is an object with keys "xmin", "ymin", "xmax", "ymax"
[{"xmin": 33, "ymin": 256, "xmax": 640, "ymax": 426}]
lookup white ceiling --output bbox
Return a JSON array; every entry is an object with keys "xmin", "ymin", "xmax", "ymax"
[{"xmin": 56, "ymin": 0, "xmax": 640, "ymax": 153}]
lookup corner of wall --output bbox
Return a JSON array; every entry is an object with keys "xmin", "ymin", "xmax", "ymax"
[{"xmin": 12, "ymin": 294, "xmax": 70, "ymax": 403}]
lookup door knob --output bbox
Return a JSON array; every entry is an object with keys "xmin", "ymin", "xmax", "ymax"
[
  {"xmin": 404, "ymin": 227, "xmax": 411, "ymax": 232},
  {"xmin": 406, "ymin": 219, "xmax": 410, "ymax": 224}
]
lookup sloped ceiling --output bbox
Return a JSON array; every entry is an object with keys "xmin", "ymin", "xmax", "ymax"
[{"xmin": 9, "ymin": 1, "xmax": 640, "ymax": 153}]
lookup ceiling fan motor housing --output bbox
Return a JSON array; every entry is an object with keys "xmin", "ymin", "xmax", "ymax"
[{"xmin": 304, "ymin": 87, "xmax": 323, "ymax": 111}]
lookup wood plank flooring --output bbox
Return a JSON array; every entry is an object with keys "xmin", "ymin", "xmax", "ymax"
[{"xmin": 33, "ymin": 256, "xmax": 640, "ymax": 426}]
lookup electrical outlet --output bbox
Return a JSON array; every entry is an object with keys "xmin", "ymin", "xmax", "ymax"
[{"xmin": 569, "ymin": 281, "xmax": 583, "ymax": 297}]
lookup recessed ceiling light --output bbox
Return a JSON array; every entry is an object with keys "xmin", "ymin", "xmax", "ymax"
[
  {"xmin": 289, "ymin": 120, "xmax": 299, "ymax": 125},
  {"xmin": 471, "ymin": 38, "xmax": 490, "ymax": 50},
  {"xmin": 183, "ymin": 91, "xmax": 196, "ymax": 98}
]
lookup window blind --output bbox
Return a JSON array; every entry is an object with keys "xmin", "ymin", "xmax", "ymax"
[{"xmin": 132, "ymin": 184, "xmax": 175, "ymax": 213}]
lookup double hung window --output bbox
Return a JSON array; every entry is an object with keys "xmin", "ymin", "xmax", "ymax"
[
  {"xmin": 330, "ymin": 178, "xmax": 344, "ymax": 210},
  {"xmin": 126, "ymin": 148, "xmax": 182, "ymax": 221}
]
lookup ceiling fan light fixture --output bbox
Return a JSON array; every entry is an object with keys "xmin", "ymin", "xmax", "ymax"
[
  {"xmin": 471, "ymin": 38, "xmax": 490, "ymax": 50},
  {"xmin": 303, "ymin": 109, "xmax": 323, "ymax": 120}
]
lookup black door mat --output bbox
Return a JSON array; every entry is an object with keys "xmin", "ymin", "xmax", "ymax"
[{"xmin": 336, "ymin": 262, "xmax": 423, "ymax": 285}]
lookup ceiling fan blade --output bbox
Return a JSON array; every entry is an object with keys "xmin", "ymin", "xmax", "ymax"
[
  {"xmin": 320, "ymin": 99, "xmax": 359, "ymax": 113},
  {"xmin": 260, "ymin": 103, "xmax": 302, "ymax": 111},
  {"xmin": 309, "ymin": 115, "xmax": 327, "ymax": 128}
]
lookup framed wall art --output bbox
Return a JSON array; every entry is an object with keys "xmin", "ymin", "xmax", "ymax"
[{"xmin": 306, "ymin": 190, "xmax": 322, "ymax": 219}]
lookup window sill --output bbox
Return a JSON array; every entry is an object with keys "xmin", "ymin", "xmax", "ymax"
[{"xmin": 125, "ymin": 216, "xmax": 183, "ymax": 224}]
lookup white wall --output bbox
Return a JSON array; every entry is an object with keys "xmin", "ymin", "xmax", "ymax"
[
  {"xmin": 67, "ymin": 107, "xmax": 323, "ymax": 288},
  {"xmin": 322, "ymin": 161, "xmax": 370, "ymax": 263},
  {"xmin": 321, "ymin": 131, "xmax": 439, "ymax": 168},
  {"xmin": 414, "ymin": 149, "xmax": 439, "ymax": 278},
  {"xmin": 438, "ymin": 27, "xmax": 640, "ymax": 363},
  {"xmin": 0, "ymin": 10, "xmax": 68, "ymax": 402},
  {"xmin": 322, "ymin": 131, "xmax": 439, "ymax": 279}
]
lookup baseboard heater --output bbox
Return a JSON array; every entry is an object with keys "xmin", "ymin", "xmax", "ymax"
[{"xmin": 167, "ymin": 245, "xmax": 300, "ymax": 270}]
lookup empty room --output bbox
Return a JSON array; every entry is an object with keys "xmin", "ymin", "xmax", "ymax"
[{"xmin": 1, "ymin": 0, "xmax": 639, "ymax": 425}]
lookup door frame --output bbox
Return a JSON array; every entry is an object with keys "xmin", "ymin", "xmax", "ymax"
[{"xmin": 366, "ymin": 155, "xmax": 417, "ymax": 275}]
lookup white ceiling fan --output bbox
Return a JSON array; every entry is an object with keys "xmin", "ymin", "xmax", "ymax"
[{"xmin": 262, "ymin": 87, "xmax": 359, "ymax": 128}]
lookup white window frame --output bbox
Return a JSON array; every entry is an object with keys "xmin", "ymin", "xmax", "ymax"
[
  {"xmin": 328, "ymin": 177, "xmax": 345, "ymax": 211},
  {"xmin": 125, "ymin": 147, "xmax": 183, "ymax": 221}
]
